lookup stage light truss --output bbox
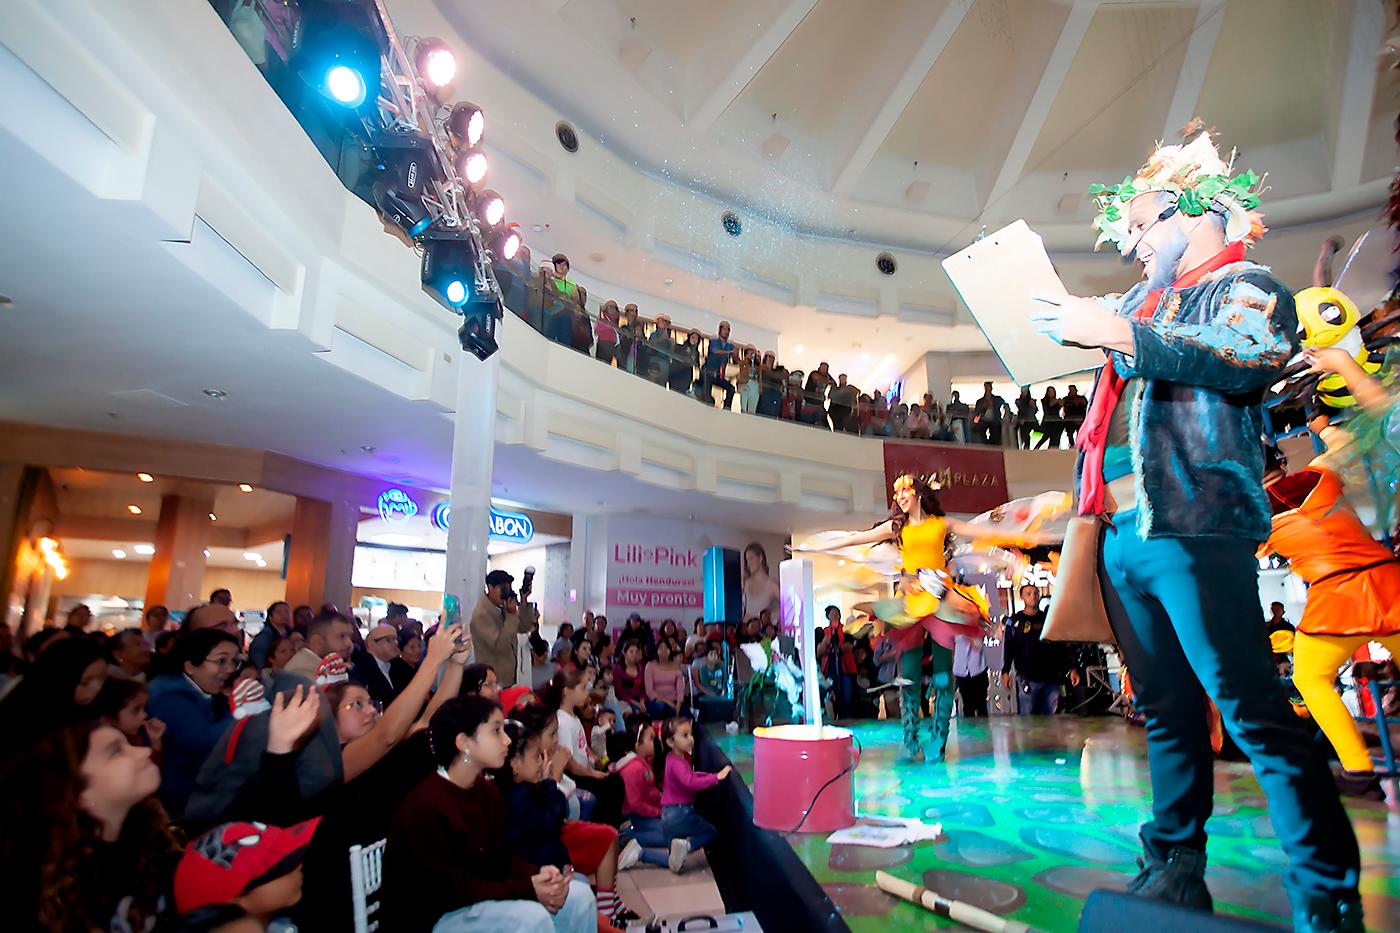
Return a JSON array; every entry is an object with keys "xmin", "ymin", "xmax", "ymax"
[{"xmin": 363, "ymin": 0, "xmax": 504, "ymax": 313}]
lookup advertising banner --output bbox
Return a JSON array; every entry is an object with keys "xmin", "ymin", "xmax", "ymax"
[
  {"xmin": 602, "ymin": 516, "xmax": 786, "ymax": 621},
  {"xmin": 881, "ymin": 441, "xmax": 1008, "ymax": 514}
]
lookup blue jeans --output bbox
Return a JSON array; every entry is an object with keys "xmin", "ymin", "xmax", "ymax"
[
  {"xmin": 661, "ymin": 804, "xmax": 717, "ymax": 850},
  {"xmin": 1100, "ymin": 509, "xmax": 1359, "ymax": 905},
  {"xmin": 623, "ymin": 815, "xmax": 671, "ymax": 867},
  {"xmin": 1017, "ymin": 678, "xmax": 1059, "ymax": 715},
  {"xmin": 431, "ymin": 879, "xmax": 595, "ymax": 933}
]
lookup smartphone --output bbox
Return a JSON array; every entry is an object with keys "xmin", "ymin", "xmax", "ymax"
[{"xmin": 443, "ymin": 593, "xmax": 463, "ymax": 629}]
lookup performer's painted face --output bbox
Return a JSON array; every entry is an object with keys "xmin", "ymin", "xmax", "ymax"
[{"xmin": 1127, "ymin": 195, "xmax": 1189, "ymax": 289}]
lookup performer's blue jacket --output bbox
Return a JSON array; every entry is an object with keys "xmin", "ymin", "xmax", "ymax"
[{"xmin": 1075, "ymin": 260, "xmax": 1298, "ymax": 543}]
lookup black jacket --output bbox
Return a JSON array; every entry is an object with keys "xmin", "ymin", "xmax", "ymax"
[{"xmin": 350, "ymin": 650, "xmax": 416, "ymax": 708}]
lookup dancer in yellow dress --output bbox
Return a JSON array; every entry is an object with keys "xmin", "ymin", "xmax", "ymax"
[{"xmin": 795, "ymin": 474, "xmax": 991, "ymax": 763}]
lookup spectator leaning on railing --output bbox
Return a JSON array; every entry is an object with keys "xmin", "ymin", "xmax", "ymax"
[{"xmin": 700, "ymin": 321, "xmax": 737, "ymax": 409}]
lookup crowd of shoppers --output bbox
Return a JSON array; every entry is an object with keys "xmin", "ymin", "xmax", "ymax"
[{"xmin": 498, "ymin": 252, "xmax": 1085, "ymax": 448}]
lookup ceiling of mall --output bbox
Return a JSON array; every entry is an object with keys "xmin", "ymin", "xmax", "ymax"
[{"xmin": 430, "ymin": 0, "xmax": 1395, "ymax": 236}]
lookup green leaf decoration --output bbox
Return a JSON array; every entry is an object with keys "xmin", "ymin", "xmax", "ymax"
[{"xmin": 1087, "ymin": 183, "xmax": 1106, "ymax": 194}]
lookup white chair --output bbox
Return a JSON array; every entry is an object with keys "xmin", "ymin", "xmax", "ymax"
[{"xmin": 349, "ymin": 838, "xmax": 387, "ymax": 933}]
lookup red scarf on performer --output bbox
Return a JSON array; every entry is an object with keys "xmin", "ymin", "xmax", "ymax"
[{"xmin": 1077, "ymin": 241, "xmax": 1246, "ymax": 516}]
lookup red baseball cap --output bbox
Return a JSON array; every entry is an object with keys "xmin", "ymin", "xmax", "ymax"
[
  {"xmin": 500, "ymin": 685, "xmax": 536, "ymax": 712},
  {"xmin": 174, "ymin": 818, "xmax": 321, "ymax": 913}
]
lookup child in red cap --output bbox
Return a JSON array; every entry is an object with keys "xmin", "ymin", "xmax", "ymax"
[{"xmin": 174, "ymin": 819, "xmax": 321, "ymax": 926}]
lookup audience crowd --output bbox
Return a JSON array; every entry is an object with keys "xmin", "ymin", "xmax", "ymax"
[
  {"xmin": 493, "ymin": 251, "xmax": 1086, "ymax": 449},
  {"xmin": 0, "ymin": 576, "xmax": 765, "ymax": 933}
]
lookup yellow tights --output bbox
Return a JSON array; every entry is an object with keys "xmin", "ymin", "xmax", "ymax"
[{"xmin": 1292, "ymin": 630, "xmax": 1400, "ymax": 773}]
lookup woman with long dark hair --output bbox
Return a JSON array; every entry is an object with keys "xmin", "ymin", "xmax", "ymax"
[
  {"xmin": 795, "ymin": 474, "xmax": 990, "ymax": 763},
  {"xmin": 0, "ymin": 635, "xmax": 108, "ymax": 748},
  {"xmin": 0, "ymin": 720, "xmax": 182, "ymax": 932},
  {"xmin": 741, "ymin": 542, "xmax": 780, "ymax": 620}
]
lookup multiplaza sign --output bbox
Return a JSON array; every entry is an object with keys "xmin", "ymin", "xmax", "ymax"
[{"xmin": 383, "ymin": 490, "xmax": 533, "ymax": 544}]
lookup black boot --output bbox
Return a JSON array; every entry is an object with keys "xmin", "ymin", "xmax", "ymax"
[
  {"xmin": 1290, "ymin": 892, "xmax": 1365, "ymax": 933},
  {"xmin": 1126, "ymin": 844, "xmax": 1212, "ymax": 911}
]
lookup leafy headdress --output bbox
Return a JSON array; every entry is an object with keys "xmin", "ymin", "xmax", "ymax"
[{"xmin": 1089, "ymin": 121, "xmax": 1267, "ymax": 254}]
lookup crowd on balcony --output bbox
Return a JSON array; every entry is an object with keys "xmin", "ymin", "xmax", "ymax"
[{"xmin": 492, "ymin": 250, "xmax": 1088, "ymax": 449}]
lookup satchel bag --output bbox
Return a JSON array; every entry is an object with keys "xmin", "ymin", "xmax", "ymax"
[{"xmin": 1042, "ymin": 515, "xmax": 1115, "ymax": 644}]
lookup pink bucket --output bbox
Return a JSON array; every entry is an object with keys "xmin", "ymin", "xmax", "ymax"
[{"xmin": 751, "ymin": 724, "xmax": 859, "ymax": 833}]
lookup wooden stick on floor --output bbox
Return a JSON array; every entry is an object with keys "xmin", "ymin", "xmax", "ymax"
[{"xmin": 875, "ymin": 870, "xmax": 1041, "ymax": 933}]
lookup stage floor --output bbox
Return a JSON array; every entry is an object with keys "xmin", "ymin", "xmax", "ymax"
[{"xmin": 710, "ymin": 716, "xmax": 1400, "ymax": 932}]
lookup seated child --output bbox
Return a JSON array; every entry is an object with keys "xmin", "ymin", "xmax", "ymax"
[
  {"xmin": 608, "ymin": 716, "xmax": 670, "ymax": 870},
  {"xmin": 654, "ymin": 716, "xmax": 732, "ymax": 873},
  {"xmin": 500, "ymin": 719, "xmax": 639, "ymax": 924},
  {"xmin": 590, "ymin": 709, "xmax": 618, "ymax": 765}
]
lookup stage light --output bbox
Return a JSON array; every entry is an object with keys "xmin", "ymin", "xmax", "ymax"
[
  {"xmin": 415, "ymin": 38, "xmax": 456, "ymax": 89},
  {"xmin": 373, "ymin": 176, "xmax": 432, "ymax": 237},
  {"xmin": 293, "ymin": 5, "xmax": 382, "ymax": 110},
  {"xmin": 457, "ymin": 147, "xmax": 487, "ymax": 186},
  {"xmin": 446, "ymin": 102, "xmax": 484, "ymax": 147},
  {"xmin": 476, "ymin": 189, "xmax": 505, "ymax": 228},
  {"xmin": 127, "ymin": 504, "xmax": 142, "ymax": 515},
  {"xmin": 326, "ymin": 65, "xmax": 367, "ymax": 107},
  {"xmin": 372, "ymin": 134, "xmax": 437, "ymax": 238},
  {"xmin": 458, "ymin": 294, "xmax": 501, "ymax": 361},
  {"xmin": 238, "ymin": 483, "xmax": 254, "ymax": 493},
  {"xmin": 137, "ymin": 472, "xmax": 154, "ymax": 483},
  {"xmin": 488, "ymin": 225, "xmax": 521, "ymax": 261},
  {"xmin": 421, "ymin": 232, "xmax": 477, "ymax": 310}
]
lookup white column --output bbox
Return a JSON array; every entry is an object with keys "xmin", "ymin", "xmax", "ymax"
[
  {"xmin": 568, "ymin": 515, "xmax": 589, "ymax": 618},
  {"xmin": 444, "ymin": 353, "xmax": 499, "ymax": 627}
]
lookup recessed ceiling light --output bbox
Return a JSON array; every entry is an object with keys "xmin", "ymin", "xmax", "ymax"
[
  {"xmin": 208, "ymin": 513, "xmax": 217, "ymax": 521},
  {"xmin": 238, "ymin": 483, "xmax": 253, "ymax": 493},
  {"xmin": 589, "ymin": 252, "xmax": 606, "ymax": 263},
  {"xmin": 111, "ymin": 548, "xmax": 127, "ymax": 560},
  {"xmin": 127, "ymin": 504, "xmax": 142, "ymax": 515},
  {"xmin": 360, "ymin": 445, "xmax": 377, "ymax": 454},
  {"xmin": 663, "ymin": 277, "xmax": 674, "ymax": 286},
  {"xmin": 137, "ymin": 472, "xmax": 154, "ymax": 483},
  {"xmin": 203, "ymin": 388, "xmax": 227, "ymax": 400},
  {"xmin": 531, "ymin": 224, "xmax": 545, "ymax": 233},
  {"xmin": 243, "ymin": 551, "xmax": 261, "ymax": 561},
  {"xmin": 133, "ymin": 543, "xmax": 156, "ymax": 555},
  {"xmin": 203, "ymin": 548, "xmax": 210, "ymax": 558},
  {"xmin": 255, "ymin": 559, "xmax": 268, "ymax": 568}
]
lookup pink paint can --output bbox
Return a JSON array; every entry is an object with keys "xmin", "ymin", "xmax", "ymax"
[{"xmin": 751, "ymin": 724, "xmax": 859, "ymax": 833}]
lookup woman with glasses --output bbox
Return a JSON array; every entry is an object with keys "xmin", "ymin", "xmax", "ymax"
[
  {"xmin": 145, "ymin": 628, "xmax": 240, "ymax": 818},
  {"xmin": 290, "ymin": 624, "xmax": 473, "ymax": 931}
]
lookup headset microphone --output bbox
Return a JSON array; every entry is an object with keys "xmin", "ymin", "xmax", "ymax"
[{"xmin": 1123, "ymin": 203, "xmax": 1181, "ymax": 262}]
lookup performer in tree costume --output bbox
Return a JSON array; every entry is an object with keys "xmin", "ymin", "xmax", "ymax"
[
  {"xmin": 1029, "ymin": 124, "xmax": 1362, "ymax": 932},
  {"xmin": 1260, "ymin": 441, "xmax": 1400, "ymax": 800},
  {"xmin": 794, "ymin": 474, "xmax": 991, "ymax": 764}
]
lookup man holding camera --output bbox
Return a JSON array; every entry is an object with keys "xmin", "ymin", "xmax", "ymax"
[{"xmin": 469, "ymin": 568, "xmax": 538, "ymax": 689}]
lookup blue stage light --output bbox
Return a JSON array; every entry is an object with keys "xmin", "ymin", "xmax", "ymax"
[
  {"xmin": 325, "ymin": 64, "xmax": 368, "ymax": 107},
  {"xmin": 445, "ymin": 279, "xmax": 468, "ymax": 305}
]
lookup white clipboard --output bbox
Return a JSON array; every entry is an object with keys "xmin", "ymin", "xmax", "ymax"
[{"xmin": 941, "ymin": 220, "xmax": 1104, "ymax": 386}]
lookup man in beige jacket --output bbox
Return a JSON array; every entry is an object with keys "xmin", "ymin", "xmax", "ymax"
[{"xmin": 469, "ymin": 570, "xmax": 537, "ymax": 689}]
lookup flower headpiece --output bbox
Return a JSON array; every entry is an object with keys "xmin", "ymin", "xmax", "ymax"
[
  {"xmin": 892, "ymin": 473, "xmax": 941, "ymax": 494},
  {"xmin": 1088, "ymin": 122, "xmax": 1267, "ymax": 254}
]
